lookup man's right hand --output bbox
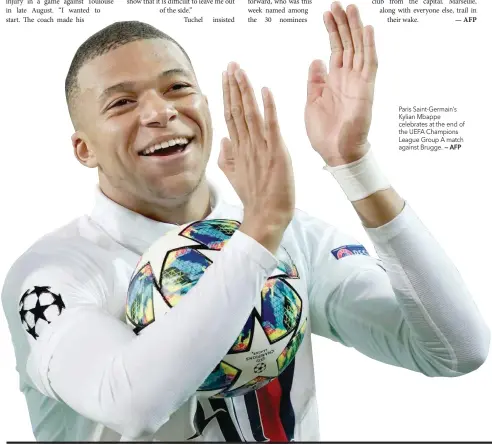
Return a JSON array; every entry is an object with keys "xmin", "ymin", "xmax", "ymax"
[{"xmin": 220, "ymin": 62, "xmax": 295, "ymax": 254}]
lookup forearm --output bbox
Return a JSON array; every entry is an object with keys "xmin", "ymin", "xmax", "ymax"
[
  {"xmin": 336, "ymin": 151, "xmax": 491, "ymax": 371},
  {"xmin": 364, "ymin": 203, "xmax": 490, "ymax": 375},
  {"xmin": 352, "ymin": 187, "xmax": 404, "ymax": 228},
  {"xmin": 325, "ymin": 146, "xmax": 404, "ymax": 228},
  {"xmin": 45, "ymin": 232, "xmax": 277, "ymax": 438}
]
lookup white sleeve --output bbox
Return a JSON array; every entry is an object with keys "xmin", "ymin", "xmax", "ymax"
[
  {"xmin": 307, "ymin": 203, "xmax": 490, "ymax": 376},
  {"xmin": 2, "ymin": 231, "xmax": 278, "ymax": 439}
]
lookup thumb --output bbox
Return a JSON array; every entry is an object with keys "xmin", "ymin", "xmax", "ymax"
[
  {"xmin": 307, "ymin": 59, "xmax": 327, "ymax": 101},
  {"xmin": 218, "ymin": 137, "xmax": 235, "ymax": 176}
]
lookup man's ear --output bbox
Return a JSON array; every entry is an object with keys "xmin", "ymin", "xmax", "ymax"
[
  {"xmin": 204, "ymin": 94, "xmax": 209, "ymax": 106},
  {"xmin": 72, "ymin": 131, "xmax": 97, "ymax": 168}
]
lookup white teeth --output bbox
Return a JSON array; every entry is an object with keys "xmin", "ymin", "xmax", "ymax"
[{"xmin": 141, "ymin": 137, "xmax": 190, "ymax": 155}]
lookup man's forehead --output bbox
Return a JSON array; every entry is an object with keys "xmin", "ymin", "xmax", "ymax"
[{"xmin": 78, "ymin": 39, "xmax": 194, "ymax": 94}]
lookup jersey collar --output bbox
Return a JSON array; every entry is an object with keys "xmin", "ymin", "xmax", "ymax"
[{"xmin": 89, "ymin": 180, "xmax": 226, "ymax": 255}]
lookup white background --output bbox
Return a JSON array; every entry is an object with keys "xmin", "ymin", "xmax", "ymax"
[{"xmin": 1, "ymin": 0, "xmax": 491, "ymax": 441}]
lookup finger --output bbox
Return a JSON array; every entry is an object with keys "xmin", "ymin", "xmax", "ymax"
[
  {"xmin": 331, "ymin": 1, "xmax": 354, "ymax": 70},
  {"xmin": 222, "ymin": 70, "xmax": 238, "ymax": 148},
  {"xmin": 347, "ymin": 4, "xmax": 364, "ymax": 72},
  {"xmin": 323, "ymin": 11, "xmax": 343, "ymax": 70},
  {"xmin": 227, "ymin": 62, "xmax": 249, "ymax": 142},
  {"xmin": 362, "ymin": 25, "xmax": 378, "ymax": 83},
  {"xmin": 218, "ymin": 137, "xmax": 235, "ymax": 176},
  {"xmin": 234, "ymin": 69, "xmax": 265, "ymax": 146},
  {"xmin": 307, "ymin": 59, "xmax": 327, "ymax": 102},
  {"xmin": 262, "ymin": 88, "xmax": 282, "ymax": 150}
]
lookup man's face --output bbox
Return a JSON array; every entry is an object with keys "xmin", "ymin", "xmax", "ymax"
[{"xmin": 73, "ymin": 38, "xmax": 213, "ymax": 206}]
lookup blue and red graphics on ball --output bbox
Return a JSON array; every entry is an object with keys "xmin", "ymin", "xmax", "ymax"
[{"xmin": 331, "ymin": 244, "xmax": 369, "ymax": 260}]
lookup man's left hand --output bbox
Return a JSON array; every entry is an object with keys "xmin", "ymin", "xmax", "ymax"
[{"xmin": 305, "ymin": 2, "xmax": 378, "ymax": 167}]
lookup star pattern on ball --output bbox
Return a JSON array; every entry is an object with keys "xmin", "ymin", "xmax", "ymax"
[
  {"xmin": 19, "ymin": 307, "xmax": 29, "ymax": 324},
  {"xmin": 18, "ymin": 286, "xmax": 66, "ymax": 340},
  {"xmin": 30, "ymin": 298, "xmax": 51, "ymax": 324},
  {"xmin": 32, "ymin": 285, "xmax": 52, "ymax": 297},
  {"xmin": 51, "ymin": 291, "xmax": 66, "ymax": 314},
  {"xmin": 219, "ymin": 316, "xmax": 293, "ymax": 393},
  {"xmin": 19, "ymin": 289, "xmax": 31, "ymax": 307},
  {"xmin": 26, "ymin": 324, "xmax": 39, "ymax": 340},
  {"xmin": 254, "ymin": 362, "xmax": 267, "ymax": 374}
]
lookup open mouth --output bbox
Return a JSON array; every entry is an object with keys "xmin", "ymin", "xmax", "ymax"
[{"xmin": 139, "ymin": 137, "xmax": 194, "ymax": 157}]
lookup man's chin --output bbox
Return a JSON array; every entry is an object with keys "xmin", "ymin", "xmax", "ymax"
[{"xmin": 148, "ymin": 172, "xmax": 205, "ymax": 202}]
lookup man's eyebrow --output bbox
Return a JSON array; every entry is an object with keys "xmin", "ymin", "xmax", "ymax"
[
  {"xmin": 158, "ymin": 68, "xmax": 193, "ymax": 80},
  {"xmin": 98, "ymin": 68, "xmax": 194, "ymax": 103},
  {"xmin": 98, "ymin": 81, "xmax": 136, "ymax": 103}
]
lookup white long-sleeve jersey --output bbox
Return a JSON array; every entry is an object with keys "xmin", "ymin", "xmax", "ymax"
[{"xmin": 2, "ymin": 185, "xmax": 489, "ymax": 441}]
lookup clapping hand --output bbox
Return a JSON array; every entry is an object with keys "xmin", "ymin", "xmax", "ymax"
[{"xmin": 305, "ymin": 2, "xmax": 378, "ymax": 167}]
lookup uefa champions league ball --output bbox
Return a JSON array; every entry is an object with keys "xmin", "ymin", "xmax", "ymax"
[
  {"xmin": 19, "ymin": 286, "xmax": 66, "ymax": 340},
  {"xmin": 126, "ymin": 219, "xmax": 307, "ymax": 398}
]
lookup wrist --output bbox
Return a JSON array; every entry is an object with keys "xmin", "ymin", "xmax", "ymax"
[
  {"xmin": 322, "ymin": 149, "xmax": 368, "ymax": 168},
  {"xmin": 240, "ymin": 214, "xmax": 290, "ymax": 254},
  {"xmin": 323, "ymin": 144, "xmax": 391, "ymax": 202}
]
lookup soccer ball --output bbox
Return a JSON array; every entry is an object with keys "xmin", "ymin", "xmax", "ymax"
[{"xmin": 126, "ymin": 219, "xmax": 307, "ymax": 398}]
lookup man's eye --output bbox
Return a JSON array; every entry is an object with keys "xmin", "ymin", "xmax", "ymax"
[
  {"xmin": 171, "ymin": 83, "xmax": 190, "ymax": 91},
  {"xmin": 110, "ymin": 99, "xmax": 133, "ymax": 108}
]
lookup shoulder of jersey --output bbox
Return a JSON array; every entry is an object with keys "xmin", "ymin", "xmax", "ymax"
[{"xmin": 4, "ymin": 216, "xmax": 95, "ymax": 285}]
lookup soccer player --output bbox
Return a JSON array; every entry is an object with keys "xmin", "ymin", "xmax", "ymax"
[{"xmin": 2, "ymin": 2, "xmax": 489, "ymax": 442}]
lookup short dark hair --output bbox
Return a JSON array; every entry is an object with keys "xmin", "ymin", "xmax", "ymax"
[{"xmin": 65, "ymin": 21, "xmax": 194, "ymax": 127}]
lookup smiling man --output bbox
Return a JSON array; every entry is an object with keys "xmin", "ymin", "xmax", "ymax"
[
  {"xmin": 2, "ymin": 2, "xmax": 490, "ymax": 442},
  {"xmin": 68, "ymin": 35, "xmax": 214, "ymax": 224}
]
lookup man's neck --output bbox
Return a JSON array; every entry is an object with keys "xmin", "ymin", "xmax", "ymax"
[{"xmin": 99, "ymin": 179, "xmax": 212, "ymax": 226}]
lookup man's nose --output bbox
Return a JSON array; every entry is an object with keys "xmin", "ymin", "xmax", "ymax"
[{"xmin": 140, "ymin": 91, "xmax": 178, "ymax": 127}]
